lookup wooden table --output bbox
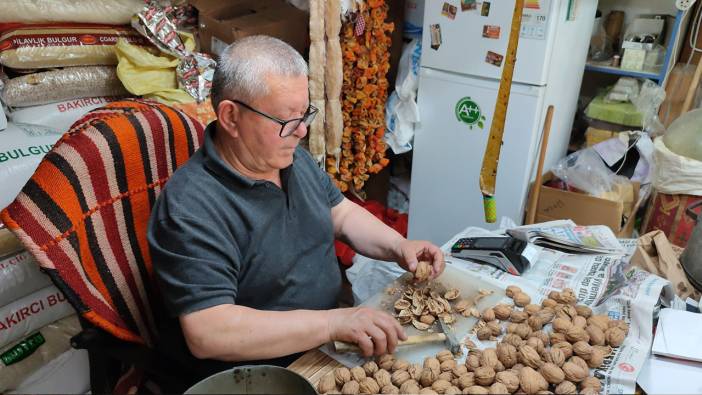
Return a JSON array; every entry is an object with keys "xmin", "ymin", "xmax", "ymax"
[{"xmin": 288, "ymin": 349, "xmax": 343, "ymax": 387}]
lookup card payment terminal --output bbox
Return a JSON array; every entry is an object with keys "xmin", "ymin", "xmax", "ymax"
[{"xmin": 450, "ymin": 237, "xmax": 530, "ymax": 275}]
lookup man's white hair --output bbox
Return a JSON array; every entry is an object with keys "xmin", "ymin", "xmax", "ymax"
[{"xmin": 211, "ymin": 35, "xmax": 308, "ymax": 110}]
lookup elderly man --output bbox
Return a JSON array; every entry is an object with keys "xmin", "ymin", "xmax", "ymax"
[{"xmin": 148, "ymin": 35, "xmax": 444, "ymax": 375}]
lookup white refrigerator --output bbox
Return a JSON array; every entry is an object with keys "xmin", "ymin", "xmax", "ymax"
[{"xmin": 408, "ymin": 0, "xmax": 597, "ymax": 245}]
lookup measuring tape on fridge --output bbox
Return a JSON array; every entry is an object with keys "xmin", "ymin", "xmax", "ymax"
[{"xmin": 479, "ymin": 0, "xmax": 526, "ymax": 223}]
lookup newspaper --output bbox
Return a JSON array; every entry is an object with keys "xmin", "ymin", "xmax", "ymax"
[
  {"xmin": 508, "ymin": 224, "xmax": 625, "ymax": 254},
  {"xmin": 340, "ymin": 223, "xmax": 671, "ymax": 394}
]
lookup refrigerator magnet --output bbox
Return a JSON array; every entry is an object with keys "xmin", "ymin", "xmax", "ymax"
[
  {"xmin": 482, "ymin": 25, "xmax": 501, "ymax": 39},
  {"xmin": 441, "ymin": 2, "xmax": 457, "ymax": 20},
  {"xmin": 430, "ymin": 24, "xmax": 442, "ymax": 50},
  {"xmin": 481, "ymin": 2, "xmax": 491, "ymax": 16},
  {"xmin": 485, "ymin": 51, "xmax": 504, "ymax": 67},
  {"xmin": 460, "ymin": 0, "xmax": 477, "ymax": 11}
]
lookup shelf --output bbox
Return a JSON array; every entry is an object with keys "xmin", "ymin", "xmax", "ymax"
[{"xmin": 585, "ymin": 62, "xmax": 663, "ymax": 80}]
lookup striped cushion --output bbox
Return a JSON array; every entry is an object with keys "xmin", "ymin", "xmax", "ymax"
[{"xmin": 1, "ymin": 99, "xmax": 205, "ymax": 346}]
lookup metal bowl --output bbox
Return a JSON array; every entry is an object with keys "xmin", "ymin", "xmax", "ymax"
[{"xmin": 184, "ymin": 365, "xmax": 317, "ymax": 394}]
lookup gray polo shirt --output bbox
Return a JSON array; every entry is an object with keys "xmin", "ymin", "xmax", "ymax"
[{"xmin": 148, "ymin": 123, "xmax": 344, "ymax": 318}]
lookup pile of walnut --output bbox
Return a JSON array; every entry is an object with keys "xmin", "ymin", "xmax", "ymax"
[
  {"xmin": 318, "ymin": 286, "xmax": 628, "ymax": 394},
  {"xmin": 390, "ymin": 261, "xmax": 491, "ymax": 331}
]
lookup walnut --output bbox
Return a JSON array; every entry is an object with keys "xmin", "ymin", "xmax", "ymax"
[
  {"xmin": 558, "ymin": 288, "xmax": 577, "ymax": 305},
  {"xmin": 565, "ymin": 327, "xmax": 590, "ymax": 343},
  {"xmin": 457, "ymin": 373, "xmax": 475, "ymax": 389},
  {"xmin": 510, "ymin": 310, "xmax": 529, "ymax": 323},
  {"xmin": 464, "ymin": 386, "xmax": 489, "ymax": 395},
  {"xmin": 494, "ymin": 304, "xmax": 513, "ymax": 320},
  {"xmin": 507, "ymin": 323, "xmax": 532, "ymax": 339},
  {"xmin": 392, "ymin": 359, "xmax": 410, "ymax": 372},
  {"xmin": 408, "ymin": 363, "xmax": 423, "ymax": 380},
  {"xmin": 538, "ymin": 362, "xmax": 565, "ymax": 384},
  {"xmin": 506, "ymin": 285, "xmax": 522, "ymax": 298},
  {"xmin": 572, "ymin": 316, "xmax": 587, "ymax": 330},
  {"xmin": 555, "ymin": 305, "xmax": 578, "ymax": 321},
  {"xmin": 503, "ymin": 333, "xmax": 526, "ymax": 348},
  {"xmin": 441, "ymin": 359, "xmax": 457, "ymax": 372},
  {"xmin": 551, "ymin": 318, "xmax": 572, "ymax": 334},
  {"xmin": 569, "ymin": 356, "xmax": 589, "ymax": 371},
  {"xmin": 527, "ymin": 315, "xmax": 544, "ymax": 331},
  {"xmin": 575, "ymin": 305, "xmax": 592, "ymax": 318},
  {"xmin": 438, "ymin": 371, "xmax": 454, "ymax": 382},
  {"xmin": 549, "ymin": 332, "xmax": 566, "ymax": 344},
  {"xmin": 465, "ymin": 354, "xmax": 481, "ymax": 372},
  {"xmin": 541, "ymin": 298, "xmax": 558, "ymax": 309},
  {"xmin": 495, "ymin": 371, "xmax": 519, "ymax": 394},
  {"xmin": 445, "ymin": 385, "xmax": 462, "ymax": 395},
  {"xmin": 477, "ymin": 326, "xmax": 493, "ymax": 341},
  {"xmin": 526, "ymin": 337, "xmax": 545, "ymax": 355},
  {"xmin": 487, "ymin": 382, "xmax": 508, "ymax": 395},
  {"xmin": 437, "ymin": 350, "xmax": 455, "ymax": 363},
  {"xmin": 536, "ymin": 308, "xmax": 555, "ymax": 324},
  {"xmin": 494, "ymin": 360, "xmax": 506, "ymax": 373},
  {"xmin": 586, "ymin": 325, "xmax": 606, "ymax": 346},
  {"xmin": 561, "ymin": 361, "xmax": 588, "ymax": 383},
  {"xmin": 518, "ymin": 345, "xmax": 543, "ymax": 369},
  {"xmin": 341, "ymin": 380, "xmax": 360, "ymax": 395},
  {"xmin": 481, "ymin": 308, "xmax": 496, "ymax": 322},
  {"xmin": 420, "ymin": 314, "xmax": 436, "ymax": 325},
  {"xmin": 391, "ymin": 370, "xmax": 411, "ymax": 386},
  {"xmin": 581, "ymin": 376, "xmax": 602, "ymax": 392},
  {"xmin": 552, "ymin": 342, "xmax": 573, "ymax": 359},
  {"xmin": 359, "ymin": 377, "xmax": 380, "ymax": 394},
  {"xmin": 479, "ymin": 348, "xmax": 498, "ymax": 369},
  {"xmin": 455, "ymin": 299, "xmax": 472, "ymax": 313},
  {"xmin": 572, "ymin": 341, "xmax": 593, "ymax": 360},
  {"xmin": 432, "ymin": 379, "xmax": 452, "ymax": 394},
  {"xmin": 378, "ymin": 354, "xmax": 396, "ymax": 371},
  {"xmin": 554, "ymin": 381, "xmax": 577, "ymax": 394},
  {"xmin": 580, "ymin": 387, "xmax": 600, "ymax": 395},
  {"xmin": 543, "ymin": 348, "xmax": 565, "ymax": 367},
  {"xmin": 511, "ymin": 363, "xmax": 525, "ymax": 373},
  {"xmin": 587, "ymin": 348, "xmax": 605, "ymax": 368},
  {"xmin": 594, "ymin": 345, "xmax": 613, "ymax": 357},
  {"xmin": 605, "ymin": 327, "xmax": 626, "ymax": 347},
  {"xmin": 374, "ymin": 369, "xmax": 392, "ymax": 388},
  {"xmin": 420, "ymin": 368, "xmax": 438, "ymax": 387},
  {"xmin": 399, "ymin": 380, "xmax": 421, "ymax": 394},
  {"xmin": 587, "ymin": 315, "xmax": 610, "ymax": 332},
  {"xmin": 513, "ymin": 293, "xmax": 531, "ymax": 307},
  {"xmin": 474, "ymin": 366, "xmax": 496, "ymax": 386},
  {"xmin": 497, "ymin": 343, "xmax": 518, "ymax": 368},
  {"xmin": 420, "ymin": 388, "xmax": 439, "ymax": 395},
  {"xmin": 318, "ymin": 372, "xmax": 337, "ymax": 394},
  {"xmin": 381, "ymin": 384, "xmax": 400, "ymax": 394},
  {"xmin": 350, "ymin": 366, "xmax": 366, "ymax": 382},
  {"xmin": 529, "ymin": 330, "xmax": 549, "ymax": 346},
  {"xmin": 519, "ymin": 366, "xmax": 548, "ymax": 394},
  {"xmin": 415, "ymin": 260, "xmax": 432, "ymax": 282},
  {"xmin": 608, "ymin": 319, "xmax": 629, "ymax": 332},
  {"xmin": 335, "ymin": 367, "xmax": 352, "ymax": 386},
  {"xmin": 487, "ymin": 320, "xmax": 502, "ymax": 336},
  {"xmin": 362, "ymin": 361, "xmax": 379, "ymax": 376}
]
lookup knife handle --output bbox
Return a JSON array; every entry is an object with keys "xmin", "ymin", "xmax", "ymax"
[{"xmin": 334, "ymin": 333, "xmax": 447, "ymax": 354}]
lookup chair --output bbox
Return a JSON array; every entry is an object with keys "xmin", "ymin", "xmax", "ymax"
[{"xmin": 1, "ymin": 99, "xmax": 206, "ymax": 393}]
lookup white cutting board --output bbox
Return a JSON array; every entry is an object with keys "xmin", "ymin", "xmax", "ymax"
[{"xmin": 356, "ymin": 262, "xmax": 505, "ymax": 364}]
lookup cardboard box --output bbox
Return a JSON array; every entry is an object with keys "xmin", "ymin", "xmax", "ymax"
[
  {"xmin": 534, "ymin": 172, "xmax": 640, "ymax": 237},
  {"xmin": 192, "ymin": 0, "xmax": 308, "ymax": 56}
]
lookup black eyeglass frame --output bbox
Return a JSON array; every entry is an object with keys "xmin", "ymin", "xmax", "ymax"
[{"xmin": 231, "ymin": 99, "xmax": 318, "ymax": 137}]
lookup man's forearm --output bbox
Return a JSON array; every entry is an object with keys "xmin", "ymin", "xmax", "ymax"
[
  {"xmin": 181, "ymin": 305, "xmax": 330, "ymax": 361},
  {"xmin": 335, "ymin": 202, "xmax": 405, "ymax": 262}
]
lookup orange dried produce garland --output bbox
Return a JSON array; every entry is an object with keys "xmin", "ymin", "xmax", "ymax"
[{"xmin": 326, "ymin": 1, "xmax": 393, "ymax": 193}]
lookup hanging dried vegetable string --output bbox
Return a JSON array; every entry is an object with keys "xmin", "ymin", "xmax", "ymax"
[{"xmin": 326, "ymin": 0, "xmax": 394, "ymax": 193}]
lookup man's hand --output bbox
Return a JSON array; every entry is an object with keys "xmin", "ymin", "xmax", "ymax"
[
  {"xmin": 326, "ymin": 307, "xmax": 407, "ymax": 357},
  {"xmin": 392, "ymin": 239, "xmax": 445, "ymax": 280}
]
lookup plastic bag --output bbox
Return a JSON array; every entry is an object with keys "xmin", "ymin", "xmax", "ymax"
[
  {"xmin": 662, "ymin": 108, "xmax": 702, "ymax": 162},
  {"xmin": 553, "ymin": 147, "xmax": 632, "ymax": 197},
  {"xmin": 631, "ymin": 79, "xmax": 666, "ymax": 135},
  {"xmin": 589, "ymin": 23, "xmax": 613, "ymax": 61},
  {"xmin": 653, "ymin": 136, "xmax": 702, "ymax": 196},
  {"xmin": 0, "ymin": 0, "xmax": 144, "ymax": 25},
  {"xmin": 384, "ymin": 39, "xmax": 421, "ymax": 154},
  {"xmin": 115, "ymin": 35, "xmax": 195, "ymax": 104}
]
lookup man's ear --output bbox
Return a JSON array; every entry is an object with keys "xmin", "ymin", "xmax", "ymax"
[{"xmin": 217, "ymin": 100, "xmax": 240, "ymax": 138}]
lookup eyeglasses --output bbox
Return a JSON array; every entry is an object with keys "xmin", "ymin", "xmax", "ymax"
[{"xmin": 232, "ymin": 100, "xmax": 318, "ymax": 138}]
